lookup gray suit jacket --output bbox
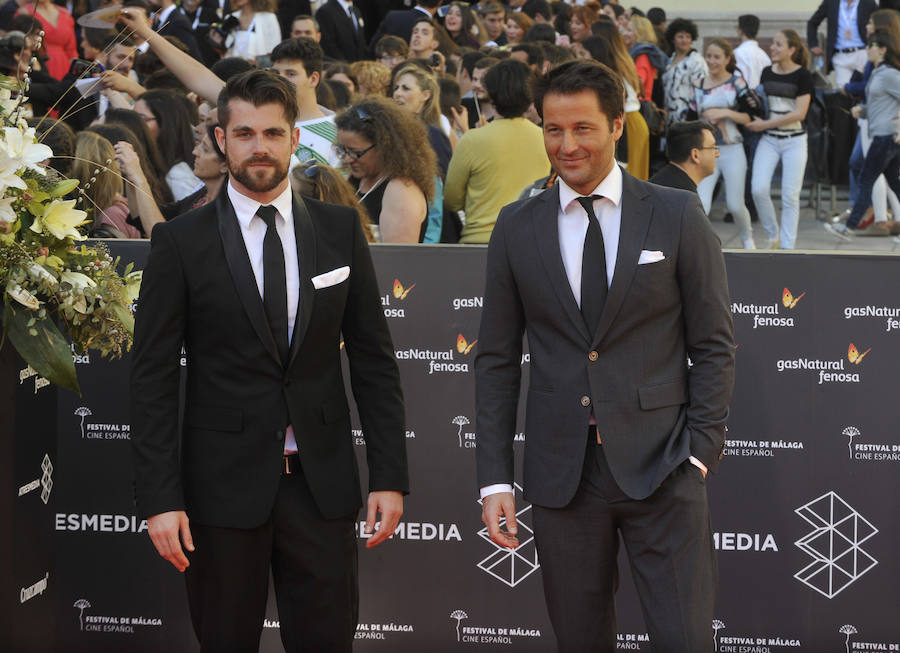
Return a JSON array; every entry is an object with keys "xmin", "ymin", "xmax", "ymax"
[{"xmin": 474, "ymin": 170, "xmax": 734, "ymax": 506}]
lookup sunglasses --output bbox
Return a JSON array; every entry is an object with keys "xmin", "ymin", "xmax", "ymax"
[
  {"xmin": 334, "ymin": 143, "xmax": 375, "ymax": 161},
  {"xmin": 302, "ymin": 159, "xmax": 320, "ymax": 178},
  {"xmin": 867, "ymin": 41, "xmax": 884, "ymax": 48}
]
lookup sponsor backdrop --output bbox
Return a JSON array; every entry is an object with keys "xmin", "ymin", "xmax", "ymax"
[{"xmin": 7, "ymin": 242, "xmax": 899, "ymax": 652}]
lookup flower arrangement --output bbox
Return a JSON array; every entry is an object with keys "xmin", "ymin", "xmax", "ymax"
[{"xmin": 0, "ymin": 74, "xmax": 140, "ymax": 394}]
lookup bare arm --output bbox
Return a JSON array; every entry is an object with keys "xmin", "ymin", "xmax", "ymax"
[
  {"xmin": 119, "ymin": 9, "xmax": 225, "ymax": 104},
  {"xmin": 379, "ymin": 178, "xmax": 426, "ymax": 243},
  {"xmin": 114, "ymin": 141, "xmax": 165, "ymax": 236}
]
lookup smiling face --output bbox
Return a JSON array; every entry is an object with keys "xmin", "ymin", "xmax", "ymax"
[
  {"xmin": 542, "ymin": 90, "xmax": 623, "ymax": 195},
  {"xmin": 704, "ymin": 44, "xmax": 727, "ymax": 75},
  {"xmin": 570, "ymin": 17, "xmax": 589, "ymax": 42},
  {"xmin": 392, "ymin": 72, "xmax": 430, "ymax": 116},
  {"xmin": 769, "ymin": 31, "xmax": 795, "ymax": 65},
  {"xmin": 215, "ymin": 99, "xmax": 299, "ymax": 200}
]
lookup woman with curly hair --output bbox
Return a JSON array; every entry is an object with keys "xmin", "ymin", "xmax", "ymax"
[
  {"xmin": 335, "ymin": 97, "xmax": 437, "ymax": 243},
  {"xmin": 349, "ymin": 60, "xmax": 392, "ymax": 97},
  {"xmin": 662, "ymin": 18, "xmax": 708, "ymax": 125}
]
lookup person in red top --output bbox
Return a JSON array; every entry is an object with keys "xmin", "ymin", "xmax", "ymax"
[
  {"xmin": 16, "ymin": 0, "xmax": 77, "ymax": 80},
  {"xmin": 622, "ymin": 15, "xmax": 668, "ymax": 102}
]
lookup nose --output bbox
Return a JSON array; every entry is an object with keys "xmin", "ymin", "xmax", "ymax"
[{"xmin": 560, "ymin": 130, "xmax": 579, "ymax": 154}]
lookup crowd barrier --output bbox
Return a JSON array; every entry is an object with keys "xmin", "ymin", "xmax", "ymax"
[{"xmin": 5, "ymin": 242, "xmax": 899, "ymax": 652}]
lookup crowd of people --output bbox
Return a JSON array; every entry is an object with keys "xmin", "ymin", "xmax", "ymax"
[{"xmin": 2, "ymin": 0, "xmax": 900, "ymax": 248}]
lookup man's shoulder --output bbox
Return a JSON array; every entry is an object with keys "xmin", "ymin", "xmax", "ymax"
[{"xmin": 497, "ymin": 188, "xmax": 550, "ymax": 225}]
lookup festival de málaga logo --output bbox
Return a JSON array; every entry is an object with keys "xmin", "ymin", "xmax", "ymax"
[
  {"xmin": 775, "ymin": 343, "xmax": 870, "ymax": 384},
  {"xmin": 731, "ymin": 287, "xmax": 804, "ymax": 329},
  {"xmin": 395, "ymin": 334, "xmax": 476, "ymax": 375},
  {"xmin": 381, "ymin": 278, "xmax": 414, "ymax": 318}
]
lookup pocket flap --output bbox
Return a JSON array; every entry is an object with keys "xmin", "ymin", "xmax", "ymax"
[
  {"xmin": 638, "ymin": 379, "xmax": 688, "ymax": 410},
  {"xmin": 186, "ymin": 405, "xmax": 243, "ymax": 432}
]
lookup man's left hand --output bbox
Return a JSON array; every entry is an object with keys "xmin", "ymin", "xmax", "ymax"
[{"xmin": 363, "ymin": 490, "xmax": 403, "ymax": 549}]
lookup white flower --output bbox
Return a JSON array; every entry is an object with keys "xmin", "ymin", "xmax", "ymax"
[
  {"xmin": 123, "ymin": 270, "xmax": 142, "ymax": 304},
  {"xmin": 60, "ymin": 271, "xmax": 97, "ymax": 290},
  {"xmin": 0, "ymin": 195, "xmax": 15, "ymax": 224},
  {"xmin": 0, "ymin": 148, "xmax": 27, "ymax": 192},
  {"xmin": 6, "ymin": 282, "xmax": 40, "ymax": 309},
  {"xmin": 28, "ymin": 263, "xmax": 58, "ymax": 287},
  {"xmin": 0, "ymin": 87, "xmax": 17, "ymax": 115},
  {"xmin": 30, "ymin": 199, "xmax": 87, "ymax": 241},
  {"xmin": 2, "ymin": 126, "xmax": 52, "ymax": 175}
]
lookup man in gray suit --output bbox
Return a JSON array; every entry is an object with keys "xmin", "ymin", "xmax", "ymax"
[{"xmin": 475, "ymin": 60, "xmax": 735, "ymax": 653}]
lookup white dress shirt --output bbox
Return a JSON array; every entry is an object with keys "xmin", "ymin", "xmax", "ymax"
[
  {"xmin": 227, "ymin": 181, "xmax": 300, "ymax": 453},
  {"xmin": 734, "ymin": 40, "xmax": 771, "ymax": 89},
  {"xmin": 835, "ymin": 0, "xmax": 865, "ymax": 50},
  {"xmin": 480, "ymin": 164, "xmax": 705, "ymax": 500}
]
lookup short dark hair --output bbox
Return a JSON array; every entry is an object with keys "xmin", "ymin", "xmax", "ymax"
[
  {"xmin": 461, "ymin": 50, "xmax": 487, "ymax": 77},
  {"xmin": 665, "ymin": 121, "xmax": 715, "ymax": 163},
  {"xmin": 540, "ymin": 42, "xmax": 576, "ymax": 66},
  {"xmin": 271, "ymin": 37, "xmax": 324, "ymax": 76},
  {"xmin": 647, "ymin": 7, "xmax": 666, "ymax": 25},
  {"xmin": 412, "ymin": 16, "xmax": 436, "ymax": 35},
  {"xmin": 374, "ymin": 35, "xmax": 408, "ymax": 58},
  {"xmin": 211, "ymin": 56, "xmax": 255, "ymax": 81},
  {"xmin": 738, "ymin": 14, "xmax": 760, "ymax": 39},
  {"xmin": 10, "ymin": 14, "xmax": 41, "ymax": 35},
  {"xmin": 531, "ymin": 59, "xmax": 624, "ymax": 125},
  {"xmin": 630, "ymin": 7, "xmax": 645, "ymax": 18},
  {"xmin": 522, "ymin": 0, "xmax": 551, "ymax": 21},
  {"xmin": 81, "ymin": 27, "xmax": 113, "ymax": 50},
  {"xmin": 484, "ymin": 59, "xmax": 533, "ymax": 118},
  {"xmin": 473, "ymin": 56, "xmax": 499, "ymax": 73},
  {"xmin": 607, "ymin": 4, "xmax": 625, "ymax": 19},
  {"xmin": 665, "ymin": 18, "xmax": 699, "ymax": 48},
  {"xmin": 523, "ymin": 23, "xmax": 556, "ymax": 44},
  {"xmin": 292, "ymin": 14, "xmax": 319, "ymax": 30},
  {"xmin": 217, "ymin": 69, "xmax": 299, "ymax": 128},
  {"xmin": 478, "ymin": 1, "xmax": 505, "ymax": 18},
  {"xmin": 417, "ymin": 0, "xmax": 442, "ymax": 7},
  {"xmin": 510, "ymin": 43, "xmax": 545, "ymax": 69}
]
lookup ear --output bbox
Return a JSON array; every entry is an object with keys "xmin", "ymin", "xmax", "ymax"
[
  {"xmin": 690, "ymin": 147, "xmax": 702, "ymax": 166},
  {"xmin": 214, "ymin": 125, "xmax": 226, "ymax": 155},
  {"xmin": 308, "ymin": 70, "xmax": 320, "ymax": 88},
  {"xmin": 611, "ymin": 114, "xmax": 625, "ymax": 141},
  {"xmin": 291, "ymin": 125, "xmax": 300, "ymax": 153}
]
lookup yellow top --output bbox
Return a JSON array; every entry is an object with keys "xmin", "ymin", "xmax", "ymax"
[{"xmin": 444, "ymin": 118, "xmax": 550, "ymax": 244}]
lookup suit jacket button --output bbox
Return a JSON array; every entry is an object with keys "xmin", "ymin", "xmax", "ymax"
[
  {"xmin": 588, "ymin": 350, "xmax": 599, "ymax": 361},
  {"xmin": 275, "ymin": 429, "xmax": 285, "ymax": 441},
  {"xmin": 581, "ymin": 396, "xmax": 591, "ymax": 407}
]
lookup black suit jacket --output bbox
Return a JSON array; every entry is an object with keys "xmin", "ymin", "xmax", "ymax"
[
  {"xmin": 649, "ymin": 163, "xmax": 698, "ymax": 194},
  {"xmin": 156, "ymin": 8, "xmax": 204, "ymax": 61},
  {"xmin": 369, "ymin": 7, "xmax": 431, "ymax": 55},
  {"xmin": 178, "ymin": 5, "xmax": 223, "ymax": 66},
  {"xmin": 475, "ymin": 171, "xmax": 734, "ymax": 506},
  {"xmin": 807, "ymin": 0, "xmax": 877, "ymax": 72},
  {"xmin": 316, "ymin": 0, "xmax": 366, "ymax": 62},
  {"xmin": 131, "ymin": 190, "xmax": 408, "ymax": 527}
]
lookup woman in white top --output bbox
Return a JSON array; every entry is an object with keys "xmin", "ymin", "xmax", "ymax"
[{"xmin": 224, "ymin": 0, "xmax": 281, "ymax": 62}]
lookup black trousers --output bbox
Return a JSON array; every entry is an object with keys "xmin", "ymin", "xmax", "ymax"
[
  {"xmin": 532, "ymin": 437, "xmax": 717, "ymax": 653},
  {"xmin": 184, "ymin": 462, "xmax": 358, "ymax": 653}
]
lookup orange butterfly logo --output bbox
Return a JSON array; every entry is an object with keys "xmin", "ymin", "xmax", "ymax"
[
  {"xmin": 393, "ymin": 279, "xmax": 415, "ymax": 300},
  {"xmin": 847, "ymin": 343, "xmax": 871, "ymax": 365},
  {"xmin": 457, "ymin": 334, "xmax": 478, "ymax": 355},
  {"xmin": 782, "ymin": 287, "xmax": 805, "ymax": 309}
]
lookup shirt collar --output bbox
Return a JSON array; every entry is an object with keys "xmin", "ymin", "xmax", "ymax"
[
  {"xmin": 228, "ymin": 180, "xmax": 294, "ymax": 229},
  {"xmin": 336, "ymin": 0, "xmax": 353, "ymax": 12},
  {"xmin": 558, "ymin": 163, "xmax": 623, "ymax": 214},
  {"xmin": 155, "ymin": 4, "xmax": 176, "ymax": 24}
]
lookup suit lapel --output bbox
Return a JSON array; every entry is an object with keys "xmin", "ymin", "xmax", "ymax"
[
  {"xmin": 287, "ymin": 192, "xmax": 317, "ymax": 366},
  {"xmin": 533, "ymin": 186, "xmax": 592, "ymax": 344},
  {"xmin": 216, "ymin": 191, "xmax": 281, "ymax": 366},
  {"xmin": 591, "ymin": 172, "xmax": 653, "ymax": 347}
]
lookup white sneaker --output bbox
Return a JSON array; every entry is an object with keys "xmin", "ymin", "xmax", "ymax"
[
  {"xmin": 824, "ymin": 222, "xmax": 854, "ymax": 241},
  {"xmin": 741, "ymin": 236, "xmax": 757, "ymax": 249}
]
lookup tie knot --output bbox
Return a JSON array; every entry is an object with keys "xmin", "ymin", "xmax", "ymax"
[
  {"xmin": 576, "ymin": 195, "xmax": 602, "ymax": 213},
  {"xmin": 257, "ymin": 204, "xmax": 277, "ymax": 229}
]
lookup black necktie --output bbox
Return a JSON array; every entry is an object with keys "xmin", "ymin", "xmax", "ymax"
[
  {"xmin": 577, "ymin": 195, "xmax": 608, "ymax": 336},
  {"xmin": 258, "ymin": 205, "xmax": 289, "ymax": 365}
]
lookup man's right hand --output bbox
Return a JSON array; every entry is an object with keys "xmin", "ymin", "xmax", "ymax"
[
  {"xmin": 147, "ymin": 510, "xmax": 194, "ymax": 572},
  {"xmin": 811, "ymin": 46, "xmax": 823, "ymax": 57},
  {"xmin": 482, "ymin": 492, "xmax": 519, "ymax": 549}
]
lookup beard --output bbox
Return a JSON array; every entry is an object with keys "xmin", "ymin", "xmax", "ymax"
[{"xmin": 228, "ymin": 154, "xmax": 289, "ymax": 193}]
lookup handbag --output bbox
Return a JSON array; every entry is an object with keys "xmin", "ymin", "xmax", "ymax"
[
  {"xmin": 737, "ymin": 84, "xmax": 769, "ymax": 121},
  {"xmin": 639, "ymin": 99, "xmax": 666, "ymax": 135}
]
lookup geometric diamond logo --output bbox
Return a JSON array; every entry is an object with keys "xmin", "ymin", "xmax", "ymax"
[
  {"xmin": 40, "ymin": 454, "xmax": 53, "ymax": 505},
  {"xmin": 794, "ymin": 491, "xmax": 878, "ymax": 598},
  {"xmin": 476, "ymin": 483, "xmax": 540, "ymax": 588}
]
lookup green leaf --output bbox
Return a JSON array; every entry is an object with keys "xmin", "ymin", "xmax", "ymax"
[
  {"xmin": 3, "ymin": 305, "xmax": 80, "ymax": 394},
  {"xmin": 49, "ymin": 179, "xmax": 79, "ymax": 197},
  {"xmin": 110, "ymin": 302, "xmax": 134, "ymax": 336}
]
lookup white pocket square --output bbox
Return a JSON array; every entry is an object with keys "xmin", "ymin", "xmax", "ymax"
[
  {"xmin": 638, "ymin": 250, "xmax": 665, "ymax": 265},
  {"xmin": 311, "ymin": 266, "xmax": 350, "ymax": 289}
]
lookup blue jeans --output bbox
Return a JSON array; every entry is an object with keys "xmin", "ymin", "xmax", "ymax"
[
  {"xmin": 752, "ymin": 133, "xmax": 808, "ymax": 249},
  {"xmin": 846, "ymin": 135, "xmax": 900, "ymax": 229},
  {"xmin": 849, "ymin": 131, "xmax": 864, "ymax": 207}
]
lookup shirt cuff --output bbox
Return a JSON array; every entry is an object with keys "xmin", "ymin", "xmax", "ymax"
[
  {"xmin": 689, "ymin": 456, "xmax": 708, "ymax": 475},
  {"xmin": 480, "ymin": 483, "xmax": 513, "ymax": 500}
]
